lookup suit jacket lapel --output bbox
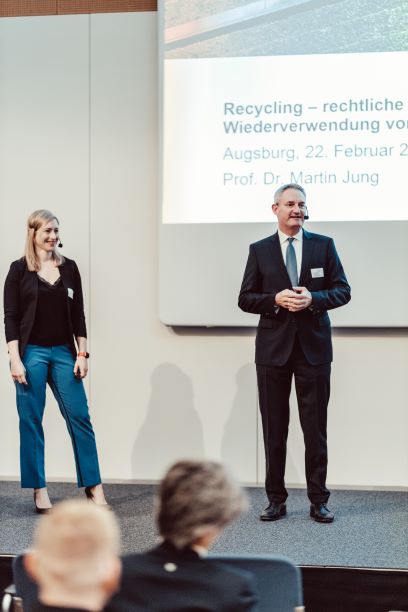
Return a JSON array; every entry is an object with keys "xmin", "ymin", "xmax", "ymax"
[
  {"xmin": 59, "ymin": 262, "xmax": 68, "ymax": 288},
  {"xmin": 299, "ymin": 229, "xmax": 315, "ymax": 285},
  {"xmin": 20, "ymin": 267, "xmax": 38, "ymax": 346},
  {"xmin": 22, "ymin": 266, "xmax": 38, "ymax": 298}
]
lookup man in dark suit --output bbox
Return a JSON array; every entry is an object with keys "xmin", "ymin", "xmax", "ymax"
[
  {"xmin": 106, "ymin": 460, "xmax": 258, "ymax": 611},
  {"xmin": 239, "ymin": 184, "xmax": 350, "ymax": 523}
]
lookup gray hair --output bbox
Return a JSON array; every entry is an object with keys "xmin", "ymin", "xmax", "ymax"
[
  {"xmin": 274, "ymin": 183, "xmax": 306, "ymax": 204},
  {"xmin": 156, "ymin": 460, "xmax": 248, "ymax": 549}
]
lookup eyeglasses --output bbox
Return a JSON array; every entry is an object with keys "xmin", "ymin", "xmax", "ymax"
[{"xmin": 279, "ymin": 202, "xmax": 307, "ymax": 210}]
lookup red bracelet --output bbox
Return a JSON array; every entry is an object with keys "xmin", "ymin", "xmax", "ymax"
[{"xmin": 77, "ymin": 352, "xmax": 90, "ymax": 358}]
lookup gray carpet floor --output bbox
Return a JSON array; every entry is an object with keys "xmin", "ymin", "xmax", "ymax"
[{"xmin": 1, "ymin": 482, "xmax": 407, "ymax": 569}]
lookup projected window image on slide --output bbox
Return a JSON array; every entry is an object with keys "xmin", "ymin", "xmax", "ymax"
[{"xmin": 162, "ymin": 0, "xmax": 408, "ymax": 224}]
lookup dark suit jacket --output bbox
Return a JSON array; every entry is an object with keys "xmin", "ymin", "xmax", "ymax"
[
  {"xmin": 238, "ymin": 230, "xmax": 350, "ymax": 366},
  {"xmin": 3, "ymin": 257, "xmax": 87, "ymax": 358},
  {"xmin": 106, "ymin": 541, "xmax": 258, "ymax": 612},
  {"xmin": 31, "ymin": 605, "xmax": 90, "ymax": 612}
]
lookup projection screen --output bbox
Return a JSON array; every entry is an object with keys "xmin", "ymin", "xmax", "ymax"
[{"xmin": 159, "ymin": 0, "xmax": 408, "ymax": 327}]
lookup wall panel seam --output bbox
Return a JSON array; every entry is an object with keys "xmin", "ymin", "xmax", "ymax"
[{"xmin": 88, "ymin": 13, "xmax": 92, "ymax": 412}]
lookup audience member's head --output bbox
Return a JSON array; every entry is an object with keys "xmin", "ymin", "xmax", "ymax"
[
  {"xmin": 156, "ymin": 459, "xmax": 248, "ymax": 550},
  {"xmin": 25, "ymin": 499, "xmax": 121, "ymax": 612}
]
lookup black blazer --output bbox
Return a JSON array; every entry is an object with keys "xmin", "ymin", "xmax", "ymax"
[
  {"xmin": 106, "ymin": 541, "xmax": 258, "ymax": 612},
  {"xmin": 3, "ymin": 257, "xmax": 87, "ymax": 358},
  {"xmin": 238, "ymin": 230, "xmax": 351, "ymax": 366}
]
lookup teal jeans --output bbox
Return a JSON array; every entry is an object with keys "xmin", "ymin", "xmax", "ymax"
[{"xmin": 16, "ymin": 344, "xmax": 101, "ymax": 488}]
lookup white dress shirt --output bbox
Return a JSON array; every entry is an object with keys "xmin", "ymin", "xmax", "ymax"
[{"xmin": 277, "ymin": 228, "xmax": 303, "ymax": 282}]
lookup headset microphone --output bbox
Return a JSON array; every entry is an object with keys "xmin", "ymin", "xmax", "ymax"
[
  {"xmin": 303, "ymin": 207, "xmax": 309, "ymax": 220},
  {"xmin": 58, "ymin": 240, "xmax": 63, "ymax": 248}
]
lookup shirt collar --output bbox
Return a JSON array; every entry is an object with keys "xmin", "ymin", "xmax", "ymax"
[{"xmin": 278, "ymin": 228, "xmax": 303, "ymax": 245}]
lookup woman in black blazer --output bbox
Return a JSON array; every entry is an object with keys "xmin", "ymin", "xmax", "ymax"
[{"xmin": 3, "ymin": 210, "xmax": 107, "ymax": 512}]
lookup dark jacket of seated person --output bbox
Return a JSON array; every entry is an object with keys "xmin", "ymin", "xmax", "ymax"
[
  {"xmin": 106, "ymin": 460, "xmax": 258, "ymax": 612},
  {"xmin": 106, "ymin": 540, "xmax": 257, "ymax": 612},
  {"xmin": 31, "ymin": 605, "xmax": 91, "ymax": 611}
]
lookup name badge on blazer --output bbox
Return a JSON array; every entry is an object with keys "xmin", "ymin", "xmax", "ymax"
[
  {"xmin": 311, "ymin": 268, "xmax": 324, "ymax": 278},
  {"xmin": 67, "ymin": 288, "xmax": 74, "ymax": 299}
]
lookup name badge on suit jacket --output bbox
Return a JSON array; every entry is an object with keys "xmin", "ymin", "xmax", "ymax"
[
  {"xmin": 311, "ymin": 268, "xmax": 324, "ymax": 278},
  {"xmin": 67, "ymin": 288, "xmax": 74, "ymax": 299}
]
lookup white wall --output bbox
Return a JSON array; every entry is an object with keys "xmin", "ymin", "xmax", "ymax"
[{"xmin": 0, "ymin": 12, "xmax": 407, "ymax": 489}]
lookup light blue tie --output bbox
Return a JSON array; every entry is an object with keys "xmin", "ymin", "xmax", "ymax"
[{"xmin": 286, "ymin": 237, "xmax": 298, "ymax": 287}]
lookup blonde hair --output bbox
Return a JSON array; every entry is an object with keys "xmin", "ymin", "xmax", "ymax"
[
  {"xmin": 33, "ymin": 500, "xmax": 120, "ymax": 591},
  {"xmin": 156, "ymin": 460, "xmax": 248, "ymax": 549},
  {"xmin": 24, "ymin": 209, "xmax": 64, "ymax": 271}
]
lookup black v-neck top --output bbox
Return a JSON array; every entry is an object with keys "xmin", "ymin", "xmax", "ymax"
[{"xmin": 28, "ymin": 275, "xmax": 71, "ymax": 347}]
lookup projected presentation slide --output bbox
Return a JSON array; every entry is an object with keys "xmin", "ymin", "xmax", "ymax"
[
  {"xmin": 163, "ymin": 52, "xmax": 408, "ymax": 223},
  {"xmin": 162, "ymin": 0, "xmax": 408, "ymax": 224}
]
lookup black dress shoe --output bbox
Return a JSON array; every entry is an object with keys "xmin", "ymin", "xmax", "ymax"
[
  {"xmin": 310, "ymin": 503, "xmax": 334, "ymax": 523},
  {"xmin": 260, "ymin": 502, "xmax": 287, "ymax": 521}
]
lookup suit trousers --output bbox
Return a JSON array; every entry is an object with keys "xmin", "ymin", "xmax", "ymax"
[
  {"xmin": 15, "ymin": 344, "xmax": 101, "ymax": 488},
  {"xmin": 256, "ymin": 336, "xmax": 331, "ymax": 504}
]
